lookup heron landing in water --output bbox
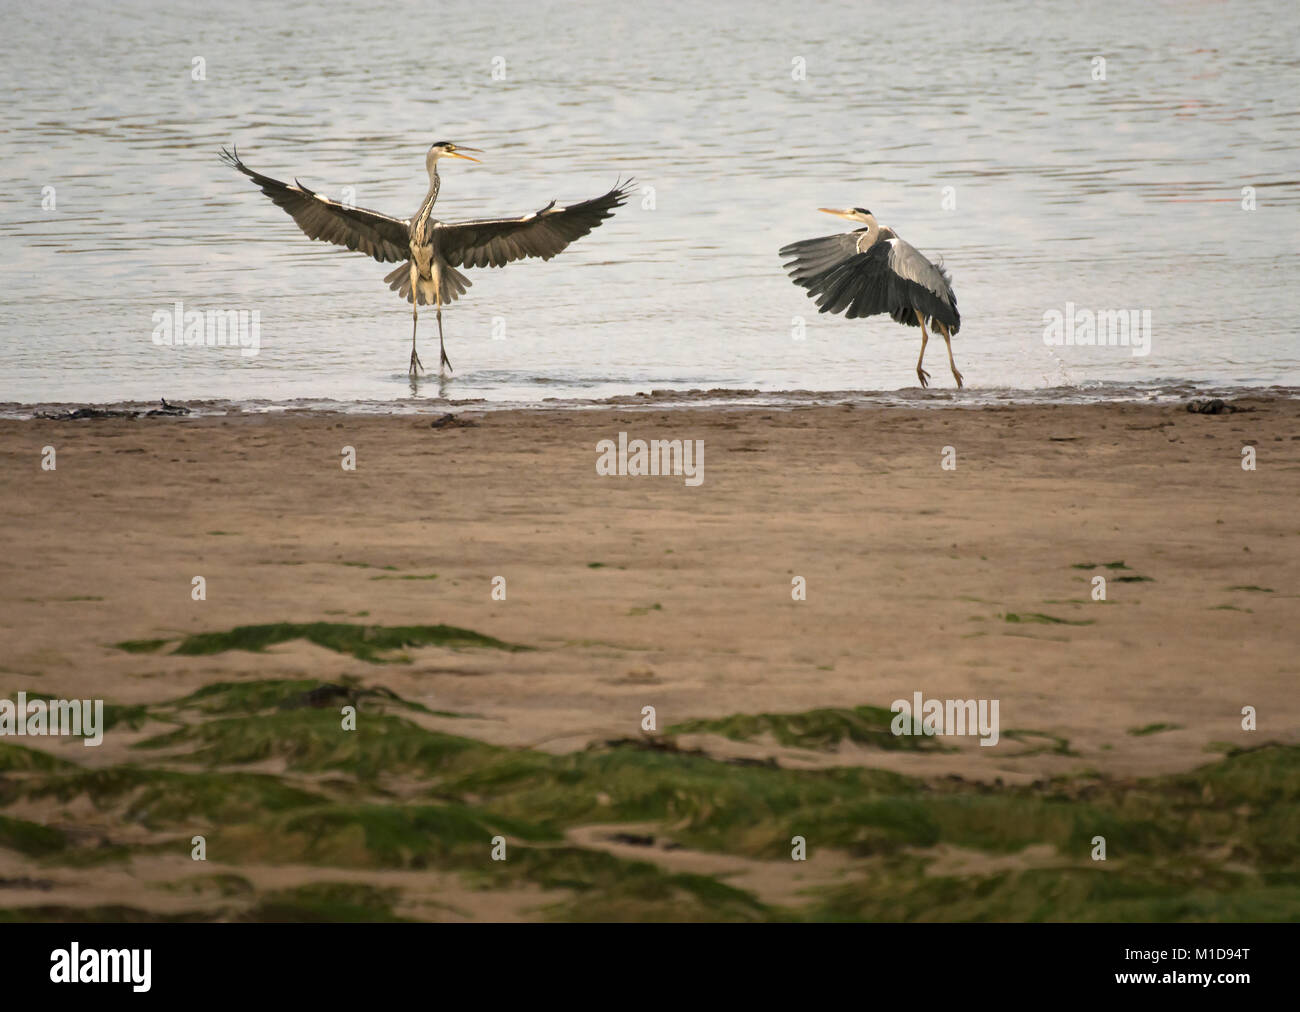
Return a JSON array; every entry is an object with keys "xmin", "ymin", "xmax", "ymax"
[
  {"xmin": 779, "ymin": 208, "xmax": 963, "ymax": 388},
  {"xmin": 221, "ymin": 142, "xmax": 632, "ymax": 376}
]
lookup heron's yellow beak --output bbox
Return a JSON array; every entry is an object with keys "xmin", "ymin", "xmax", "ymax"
[
  {"xmin": 818, "ymin": 207, "xmax": 854, "ymax": 220},
  {"xmin": 446, "ymin": 148, "xmax": 481, "ymax": 162}
]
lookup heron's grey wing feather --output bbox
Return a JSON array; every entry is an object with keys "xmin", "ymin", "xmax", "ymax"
[
  {"xmin": 221, "ymin": 147, "xmax": 410, "ymax": 263},
  {"xmin": 780, "ymin": 232, "xmax": 892, "ymax": 317},
  {"xmin": 778, "ymin": 232, "xmax": 863, "ymax": 286},
  {"xmin": 435, "ymin": 180, "xmax": 634, "ymax": 269},
  {"xmin": 816, "ymin": 249, "xmax": 885, "ymax": 318}
]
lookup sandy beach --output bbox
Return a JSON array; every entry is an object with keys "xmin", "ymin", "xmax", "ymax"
[{"xmin": 1, "ymin": 396, "xmax": 1297, "ymax": 921}]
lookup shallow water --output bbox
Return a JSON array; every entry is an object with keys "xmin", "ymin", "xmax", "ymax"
[{"xmin": 2, "ymin": 0, "xmax": 1298, "ymax": 407}]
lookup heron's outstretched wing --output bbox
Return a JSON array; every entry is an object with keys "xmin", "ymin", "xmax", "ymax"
[
  {"xmin": 778, "ymin": 231, "xmax": 862, "ymax": 287},
  {"xmin": 780, "ymin": 232, "xmax": 960, "ymax": 332},
  {"xmin": 434, "ymin": 180, "xmax": 634, "ymax": 269},
  {"xmin": 220, "ymin": 146, "xmax": 410, "ymax": 263}
]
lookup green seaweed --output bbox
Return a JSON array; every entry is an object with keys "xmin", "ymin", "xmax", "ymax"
[
  {"xmin": 4, "ymin": 668, "xmax": 1299, "ymax": 922},
  {"xmin": 134, "ymin": 710, "xmax": 499, "ymax": 780},
  {"xmin": 1129, "ymin": 723, "xmax": 1182, "ymax": 737},
  {"xmin": 243, "ymin": 882, "xmax": 408, "ymax": 922},
  {"xmin": 1003, "ymin": 613, "xmax": 1096, "ymax": 626},
  {"xmin": 113, "ymin": 638, "xmax": 171, "ymax": 654},
  {"xmin": 0, "ymin": 692, "xmax": 152, "ymax": 734},
  {"xmin": 667, "ymin": 705, "xmax": 946, "ymax": 752},
  {"xmin": 0, "ymin": 742, "xmax": 77, "ymax": 773},
  {"xmin": 140, "ymin": 622, "xmax": 527, "ymax": 662},
  {"xmin": 161, "ymin": 679, "xmax": 332, "ymax": 715},
  {"xmin": 12, "ymin": 767, "xmax": 325, "ymax": 828},
  {"xmin": 0, "ymin": 906, "xmax": 208, "ymax": 923},
  {"xmin": 215, "ymin": 801, "xmax": 557, "ymax": 869},
  {"xmin": 161, "ymin": 873, "xmax": 256, "ymax": 898},
  {"xmin": 0, "ymin": 815, "xmax": 67, "ymax": 856},
  {"xmin": 1003, "ymin": 729, "xmax": 1076, "ymax": 756},
  {"xmin": 810, "ymin": 862, "xmax": 1300, "ymax": 923}
]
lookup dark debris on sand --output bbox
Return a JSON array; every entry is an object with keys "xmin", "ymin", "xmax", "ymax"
[
  {"xmin": 1186, "ymin": 398, "xmax": 1250, "ymax": 415},
  {"xmin": 37, "ymin": 399, "xmax": 191, "ymax": 420},
  {"xmin": 430, "ymin": 413, "xmax": 477, "ymax": 429},
  {"xmin": 277, "ymin": 684, "xmax": 407, "ymax": 710}
]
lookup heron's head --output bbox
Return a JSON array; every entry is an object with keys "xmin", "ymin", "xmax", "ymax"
[
  {"xmin": 819, "ymin": 206, "xmax": 875, "ymax": 225},
  {"xmin": 427, "ymin": 141, "xmax": 482, "ymax": 170}
]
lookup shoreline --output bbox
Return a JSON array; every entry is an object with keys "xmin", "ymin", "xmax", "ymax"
[{"xmin": 3, "ymin": 382, "xmax": 1299, "ymax": 420}]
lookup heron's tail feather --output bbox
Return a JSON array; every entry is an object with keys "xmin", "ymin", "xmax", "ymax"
[
  {"xmin": 384, "ymin": 263, "xmax": 412, "ymax": 301},
  {"xmin": 432, "ymin": 265, "xmax": 472, "ymax": 305},
  {"xmin": 384, "ymin": 262, "xmax": 473, "ymax": 305},
  {"xmin": 928, "ymin": 258, "xmax": 959, "ymax": 333}
]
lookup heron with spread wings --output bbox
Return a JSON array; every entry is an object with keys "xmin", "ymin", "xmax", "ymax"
[
  {"xmin": 780, "ymin": 208, "xmax": 963, "ymax": 389},
  {"xmin": 221, "ymin": 142, "xmax": 631, "ymax": 375}
]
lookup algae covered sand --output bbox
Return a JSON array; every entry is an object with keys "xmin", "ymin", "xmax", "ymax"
[
  {"xmin": 2, "ymin": 667, "xmax": 1298, "ymax": 921},
  {"xmin": 116, "ymin": 621, "xmax": 525, "ymax": 662}
]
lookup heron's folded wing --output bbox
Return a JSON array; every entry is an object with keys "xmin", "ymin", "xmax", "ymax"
[
  {"xmin": 434, "ymin": 180, "xmax": 634, "ymax": 269},
  {"xmin": 778, "ymin": 232, "xmax": 862, "ymax": 287},
  {"xmin": 886, "ymin": 238, "xmax": 960, "ymax": 331},
  {"xmin": 887, "ymin": 239, "xmax": 956, "ymax": 311},
  {"xmin": 221, "ymin": 146, "xmax": 410, "ymax": 263}
]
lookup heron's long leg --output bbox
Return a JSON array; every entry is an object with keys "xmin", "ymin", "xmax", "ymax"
[
  {"xmin": 938, "ymin": 322, "xmax": 963, "ymax": 389},
  {"xmin": 914, "ymin": 310, "xmax": 931, "ymax": 389},
  {"xmin": 436, "ymin": 281, "xmax": 452, "ymax": 374},
  {"xmin": 408, "ymin": 269, "xmax": 424, "ymax": 376}
]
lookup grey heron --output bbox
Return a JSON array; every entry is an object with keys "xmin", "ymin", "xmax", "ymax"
[
  {"xmin": 780, "ymin": 208, "xmax": 963, "ymax": 388},
  {"xmin": 220, "ymin": 142, "xmax": 632, "ymax": 375}
]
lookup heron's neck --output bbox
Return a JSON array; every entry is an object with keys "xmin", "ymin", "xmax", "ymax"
[
  {"xmin": 859, "ymin": 221, "xmax": 880, "ymax": 248},
  {"xmin": 422, "ymin": 167, "xmax": 441, "ymax": 211},
  {"xmin": 412, "ymin": 167, "xmax": 441, "ymax": 240}
]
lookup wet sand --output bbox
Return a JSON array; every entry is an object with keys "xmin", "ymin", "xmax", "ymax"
[{"xmin": 0, "ymin": 397, "xmax": 1297, "ymax": 919}]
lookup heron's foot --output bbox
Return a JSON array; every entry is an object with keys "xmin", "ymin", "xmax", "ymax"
[
  {"xmin": 951, "ymin": 367, "xmax": 964, "ymax": 389},
  {"xmin": 917, "ymin": 367, "xmax": 931, "ymax": 389},
  {"xmin": 439, "ymin": 346, "xmax": 453, "ymax": 374},
  {"xmin": 409, "ymin": 348, "xmax": 425, "ymax": 376}
]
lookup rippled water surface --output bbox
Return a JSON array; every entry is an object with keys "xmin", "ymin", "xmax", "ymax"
[{"xmin": 2, "ymin": 0, "xmax": 1298, "ymax": 406}]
